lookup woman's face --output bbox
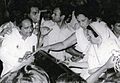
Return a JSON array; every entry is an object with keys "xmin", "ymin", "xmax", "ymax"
[
  {"xmin": 76, "ymin": 14, "xmax": 89, "ymax": 29},
  {"xmin": 87, "ymin": 29, "xmax": 101, "ymax": 45}
]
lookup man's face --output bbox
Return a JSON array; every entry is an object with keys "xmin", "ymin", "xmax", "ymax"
[
  {"xmin": 51, "ymin": 8, "xmax": 61, "ymax": 22},
  {"xmin": 29, "ymin": 7, "xmax": 40, "ymax": 23},
  {"xmin": 21, "ymin": 19, "xmax": 33, "ymax": 37},
  {"xmin": 114, "ymin": 23, "xmax": 120, "ymax": 34},
  {"xmin": 76, "ymin": 14, "xmax": 89, "ymax": 29}
]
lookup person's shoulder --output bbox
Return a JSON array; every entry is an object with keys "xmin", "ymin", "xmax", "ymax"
[
  {"xmin": 12, "ymin": 27, "xmax": 19, "ymax": 31},
  {"xmin": 91, "ymin": 21, "xmax": 107, "ymax": 26},
  {"xmin": 41, "ymin": 20, "xmax": 55, "ymax": 28}
]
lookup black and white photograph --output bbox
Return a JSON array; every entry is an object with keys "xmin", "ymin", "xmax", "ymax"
[{"xmin": 0, "ymin": 0, "xmax": 120, "ymax": 83}]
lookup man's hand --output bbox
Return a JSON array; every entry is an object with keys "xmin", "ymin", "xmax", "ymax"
[
  {"xmin": 0, "ymin": 22, "xmax": 13, "ymax": 36},
  {"xmin": 23, "ymin": 51, "xmax": 32, "ymax": 60},
  {"xmin": 1, "ymin": 27, "xmax": 12, "ymax": 36},
  {"xmin": 18, "ymin": 51, "xmax": 32, "ymax": 62},
  {"xmin": 71, "ymin": 54, "xmax": 84, "ymax": 62},
  {"xmin": 40, "ymin": 26, "xmax": 53, "ymax": 36},
  {"xmin": 35, "ymin": 10, "xmax": 47, "ymax": 23}
]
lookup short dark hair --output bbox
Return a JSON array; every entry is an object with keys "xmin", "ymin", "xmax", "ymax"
[
  {"xmin": 56, "ymin": 73, "xmax": 86, "ymax": 83},
  {"xmin": 16, "ymin": 16, "xmax": 33, "ymax": 29},
  {"xmin": 75, "ymin": 5, "xmax": 93, "ymax": 19},
  {"xmin": 113, "ymin": 15, "xmax": 120, "ymax": 25},
  {"xmin": 53, "ymin": 4, "xmax": 74, "ymax": 21},
  {"xmin": 1, "ymin": 64, "xmax": 50, "ymax": 83},
  {"xmin": 26, "ymin": 3, "xmax": 40, "ymax": 15},
  {"xmin": 74, "ymin": 6, "xmax": 90, "ymax": 19}
]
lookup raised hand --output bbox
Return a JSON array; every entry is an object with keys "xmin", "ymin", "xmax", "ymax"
[{"xmin": 0, "ymin": 22, "xmax": 13, "ymax": 36}]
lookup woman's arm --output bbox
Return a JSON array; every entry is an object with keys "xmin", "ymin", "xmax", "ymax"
[{"xmin": 86, "ymin": 56, "xmax": 115, "ymax": 83}]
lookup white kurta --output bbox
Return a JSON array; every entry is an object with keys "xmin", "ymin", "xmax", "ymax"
[
  {"xmin": 0, "ymin": 28, "xmax": 37, "ymax": 76},
  {"xmin": 42, "ymin": 21, "xmax": 74, "ymax": 61}
]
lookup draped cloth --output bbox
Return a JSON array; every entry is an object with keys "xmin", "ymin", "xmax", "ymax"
[{"xmin": 88, "ymin": 22, "xmax": 120, "ymax": 70}]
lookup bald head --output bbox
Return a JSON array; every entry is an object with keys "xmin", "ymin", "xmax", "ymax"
[{"xmin": 20, "ymin": 19, "xmax": 33, "ymax": 37}]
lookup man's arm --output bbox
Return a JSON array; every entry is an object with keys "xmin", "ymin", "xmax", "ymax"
[
  {"xmin": 50, "ymin": 32, "xmax": 77, "ymax": 51},
  {"xmin": 40, "ymin": 32, "xmax": 77, "ymax": 52}
]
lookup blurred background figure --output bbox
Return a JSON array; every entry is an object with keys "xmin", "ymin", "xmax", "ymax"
[
  {"xmin": 0, "ymin": 64, "xmax": 50, "ymax": 83},
  {"xmin": 56, "ymin": 73, "xmax": 86, "ymax": 83}
]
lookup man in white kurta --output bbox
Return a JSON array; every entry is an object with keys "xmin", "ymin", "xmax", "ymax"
[
  {"xmin": 0, "ymin": 20, "xmax": 37, "ymax": 77},
  {"xmin": 41, "ymin": 7, "xmax": 76, "ymax": 61},
  {"xmin": 41, "ymin": 20, "xmax": 74, "ymax": 61}
]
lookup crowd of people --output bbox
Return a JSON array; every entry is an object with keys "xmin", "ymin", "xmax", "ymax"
[{"xmin": 0, "ymin": 0, "xmax": 120, "ymax": 83}]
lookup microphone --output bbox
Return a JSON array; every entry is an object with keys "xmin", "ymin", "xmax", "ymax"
[
  {"xmin": 32, "ymin": 45, "xmax": 35, "ymax": 52},
  {"xmin": 87, "ymin": 25, "xmax": 98, "ymax": 37}
]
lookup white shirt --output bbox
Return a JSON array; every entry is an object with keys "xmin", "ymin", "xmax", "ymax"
[
  {"xmin": 0, "ymin": 28, "xmax": 37, "ymax": 76},
  {"xmin": 118, "ymin": 36, "xmax": 120, "ymax": 41}
]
